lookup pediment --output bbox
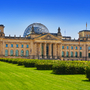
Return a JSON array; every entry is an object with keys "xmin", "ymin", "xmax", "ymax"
[
  {"xmin": 34, "ymin": 33, "xmax": 61, "ymax": 41},
  {"xmin": 41, "ymin": 35, "xmax": 57, "ymax": 40}
]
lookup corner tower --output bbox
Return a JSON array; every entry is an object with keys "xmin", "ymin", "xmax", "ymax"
[{"xmin": 0, "ymin": 25, "xmax": 5, "ymax": 37}]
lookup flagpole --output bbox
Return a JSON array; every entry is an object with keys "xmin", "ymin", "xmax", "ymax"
[{"xmin": 86, "ymin": 22, "xmax": 87, "ymax": 30}]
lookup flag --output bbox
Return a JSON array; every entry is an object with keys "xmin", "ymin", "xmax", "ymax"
[
  {"xmin": 86, "ymin": 22, "xmax": 87, "ymax": 30},
  {"xmin": 86, "ymin": 22, "xmax": 87, "ymax": 27}
]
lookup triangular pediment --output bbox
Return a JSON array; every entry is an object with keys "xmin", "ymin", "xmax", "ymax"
[{"xmin": 34, "ymin": 33, "xmax": 61, "ymax": 41}]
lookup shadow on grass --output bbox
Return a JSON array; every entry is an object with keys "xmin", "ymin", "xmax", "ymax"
[
  {"xmin": 51, "ymin": 72, "xmax": 85, "ymax": 75},
  {"xmin": 82, "ymin": 80, "xmax": 90, "ymax": 82}
]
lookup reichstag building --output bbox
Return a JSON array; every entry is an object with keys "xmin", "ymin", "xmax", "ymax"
[{"xmin": 0, "ymin": 23, "xmax": 90, "ymax": 60}]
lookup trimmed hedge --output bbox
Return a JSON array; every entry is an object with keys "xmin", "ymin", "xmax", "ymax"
[
  {"xmin": 86, "ymin": 64, "xmax": 90, "ymax": 81},
  {"xmin": 24, "ymin": 59, "xmax": 37, "ymax": 67},
  {"xmin": 52, "ymin": 61, "xmax": 86, "ymax": 74},
  {"xmin": 1, "ymin": 58, "xmax": 90, "ymax": 78}
]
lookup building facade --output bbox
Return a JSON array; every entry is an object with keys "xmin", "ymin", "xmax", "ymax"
[{"xmin": 0, "ymin": 23, "xmax": 90, "ymax": 60}]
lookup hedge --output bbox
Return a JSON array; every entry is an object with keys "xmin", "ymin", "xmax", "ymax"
[
  {"xmin": 52, "ymin": 61, "xmax": 86, "ymax": 74},
  {"xmin": 86, "ymin": 64, "xmax": 90, "ymax": 81}
]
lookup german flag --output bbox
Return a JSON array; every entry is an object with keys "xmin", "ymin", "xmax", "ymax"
[{"xmin": 86, "ymin": 22, "xmax": 87, "ymax": 30}]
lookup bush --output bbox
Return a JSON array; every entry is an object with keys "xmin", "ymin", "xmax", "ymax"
[
  {"xmin": 52, "ymin": 61, "xmax": 86, "ymax": 74},
  {"xmin": 86, "ymin": 65, "xmax": 90, "ymax": 81},
  {"xmin": 17, "ymin": 59, "xmax": 25, "ymax": 65},
  {"xmin": 24, "ymin": 59, "xmax": 37, "ymax": 67},
  {"xmin": 35, "ymin": 60, "xmax": 53, "ymax": 70}
]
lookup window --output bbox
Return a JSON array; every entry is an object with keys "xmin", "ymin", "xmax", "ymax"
[
  {"xmin": 10, "ymin": 50, "xmax": 13, "ymax": 56},
  {"xmin": 67, "ymin": 46, "xmax": 69, "ymax": 49},
  {"xmin": 88, "ymin": 46, "xmax": 90, "ymax": 50},
  {"xmin": 15, "ymin": 50, "xmax": 19, "ymax": 56},
  {"xmin": 80, "ymin": 52, "xmax": 82, "ymax": 57},
  {"xmin": 16, "ymin": 44, "xmax": 18, "ymax": 48},
  {"xmin": 62, "ymin": 51, "xmax": 64, "ymax": 57},
  {"xmin": 86, "ymin": 34, "xmax": 87, "ymax": 37},
  {"xmin": 21, "ymin": 50, "xmax": 24, "ymax": 56},
  {"xmin": 26, "ymin": 45, "xmax": 29, "ymax": 48},
  {"xmin": 71, "ymin": 46, "xmax": 73, "ymax": 49},
  {"xmin": 6, "ymin": 44, "xmax": 8, "ymax": 47},
  {"xmin": 21, "ymin": 44, "xmax": 23, "ymax": 48},
  {"xmin": 26, "ymin": 50, "xmax": 29, "ymax": 56},
  {"xmin": 75, "ymin": 52, "xmax": 78, "ymax": 57},
  {"xmin": 80, "ymin": 47, "xmax": 82, "ymax": 50},
  {"xmin": 76, "ymin": 46, "xmax": 77, "ymax": 50},
  {"xmin": 5, "ymin": 50, "xmax": 8, "ymax": 56},
  {"xmin": 71, "ymin": 52, "xmax": 73, "ymax": 57},
  {"xmin": 66, "ymin": 51, "xmax": 69, "ymax": 57},
  {"xmin": 11, "ymin": 44, "xmax": 13, "ymax": 47},
  {"xmin": 62, "ymin": 46, "xmax": 64, "ymax": 49}
]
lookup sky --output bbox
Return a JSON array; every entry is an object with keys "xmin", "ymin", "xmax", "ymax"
[{"xmin": 0, "ymin": 0, "xmax": 90, "ymax": 39}]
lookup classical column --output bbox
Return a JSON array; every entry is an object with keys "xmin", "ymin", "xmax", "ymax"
[
  {"xmin": 8, "ymin": 43, "xmax": 10, "ymax": 56},
  {"xmin": 60, "ymin": 44, "xmax": 62, "ymax": 59},
  {"xmin": 86, "ymin": 45, "xmax": 88, "ymax": 60},
  {"xmin": 57, "ymin": 44, "xmax": 60, "ymax": 58},
  {"xmin": 43, "ymin": 43, "xmax": 47, "ymax": 59},
  {"xmin": 54, "ymin": 43, "xmax": 57, "ymax": 59},
  {"xmin": 69, "ymin": 45, "xmax": 71, "ymax": 57},
  {"xmin": 78, "ymin": 45, "xmax": 80, "ymax": 58},
  {"xmin": 49, "ymin": 43, "xmax": 52, "ymax": 59},
  {"xmin": 34, "ymin": 43, "xmax": 38, "ymax": 59},
  {"xmin": 30, "ymin": 42, "xmax": 33, "ymax": 59},
  {"xmin": 39, "ymin": 43, "xmax": 42, "ymax": 59}
]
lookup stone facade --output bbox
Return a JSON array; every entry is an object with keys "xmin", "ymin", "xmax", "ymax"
[{"xmin": 0, "ymin": 24, "xmax": 90, "ymax": 60}]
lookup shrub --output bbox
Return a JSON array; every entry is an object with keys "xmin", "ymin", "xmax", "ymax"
[
  {"xmin": 52, "ymin": 61, "xmax": 86, "ymax": 74},
  {"xmin": 24, "ymin": 59, "xmax": 37, "ymax": 67},
  {"xmin": 17, "ymin": 59, "xmax": 25, "ymax": 65},
  {"xmin": 35, "ymin": 60, "xmax": 53, "ymax": 70},
  {"xmin": 86, "ymin": 64, "xmax": 90, "ymax": 81}
]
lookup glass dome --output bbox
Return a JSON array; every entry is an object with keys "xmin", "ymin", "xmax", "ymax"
[{"xmin": 23, "ymin": 23, "xmax": 49, "ymax": 37}]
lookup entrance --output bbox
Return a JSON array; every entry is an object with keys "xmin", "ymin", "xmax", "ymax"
[{"xmin": 88, "ymin": 53, "xmax": 90, "ymax": 58}]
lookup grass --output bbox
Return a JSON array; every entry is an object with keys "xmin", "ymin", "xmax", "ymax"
[{"xmin": 0, "ymin": 61, "xmax": 90, "ymax": 90}]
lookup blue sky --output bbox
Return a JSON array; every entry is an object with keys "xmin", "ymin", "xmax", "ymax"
[{"xmin": 0, "ymin": 0, "xmax": 90, "ymax": 38}]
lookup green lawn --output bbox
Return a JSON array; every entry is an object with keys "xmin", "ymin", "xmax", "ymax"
[{"xmin": 0, "ymin": 61, "xmax": 90, "ymax": 90}]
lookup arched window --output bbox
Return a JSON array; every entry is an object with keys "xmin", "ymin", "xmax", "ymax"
[
  {"xmin": 71, "ymin": 52, "xmax": 73, "ymax": 57},
  {"xmin": 15, "ymin": 50, "xmax": 19, "ymax": 56},
  {"xmin": 66, "ymin": 51, "xmax": 69, "ymax": 57},
  {"xmin": 62, "ymin": 51, "xmax": 64, "ymax": 57},
  {"xmin": 10, "ymin": 50, "xmax": 13, "ymax": 56},
  {"xmin": 21, "ymin": 50, "xmax": 24, "ymax": 56},
  {"xmin": 5, "ymin": 50, "xmax": 8, "ymax": 56},
  {"xmin": 75, "ymin": 52, "xmax": 78, "ymax": 57},
  {"xmin": 26, "ymin": 50, "xmax": 29, "ymax": 57}
]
